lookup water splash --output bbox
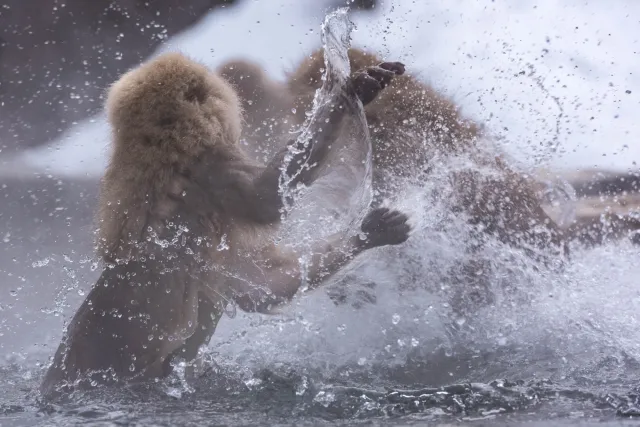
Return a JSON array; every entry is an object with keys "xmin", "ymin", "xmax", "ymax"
[
  {"xmin": 278, "ymin": 8, "xmax": 373, "ymax": 244},
  {"xmin": 539, "ymin": 176, "xmax": 577, "ymax": 228}
]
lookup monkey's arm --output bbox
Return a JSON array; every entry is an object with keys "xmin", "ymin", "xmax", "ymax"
[
  {"xmin": 225, "ymin": 234, "xmax": 363, "ymax": 313},
  {"xmin": 181, "ymin": 62, "xmax": 406, "ymax": 226},
  {"xmin": 217, "ymin": 207, "xmax": 410, "ymax": 313},
  {"xmin": 253, "ymin": 62, "xmax": 406, "ymax": 200}
]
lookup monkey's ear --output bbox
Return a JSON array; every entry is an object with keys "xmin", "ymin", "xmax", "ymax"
[{"xmin": 184, "ymin": 83, "xmax": 208, "ymax": 104}]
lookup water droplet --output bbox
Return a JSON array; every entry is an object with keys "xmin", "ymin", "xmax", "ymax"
[
  {"xmin": 391, "ymin": 313, "xmax": 401, "ymax": 325},
  {"xmin": 216, "ymin": 234, "xmax": 229, "ymax": 251},
  {"xmin": 32, "ymin": 258, "xmax": 51, "ymax": 268}
]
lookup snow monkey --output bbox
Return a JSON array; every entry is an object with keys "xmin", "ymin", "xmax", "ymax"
[
  {"xmin": 219, "ymin": 50, "xmax": 566, "ymax": 260},
  {"xmin": 217, "ymin": 48, "xmax": 640, "ymax": 314},
  {"xmin": 284, "ymin": 49, "xmax": 640, "ymax": 252},
  {"xmin": 40, "ymin": 52, "xmax": 410, "ymax": 398}
]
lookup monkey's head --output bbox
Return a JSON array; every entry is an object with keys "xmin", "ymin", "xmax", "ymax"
[
  {"xmin": 218, "ymin": 60, "xmax": 271, "ymax": 103},
  {"xmin": 106, "ymin": 52, "xmax": 242, "ymax": 157},
  {"xmin": 218, "ymin": 59, "xmax": 294, "ymax": 134}
]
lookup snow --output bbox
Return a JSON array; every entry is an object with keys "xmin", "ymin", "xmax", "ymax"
[{"xmin": 4, "ymin": 0, "xmax": 639, "ymax": 178}]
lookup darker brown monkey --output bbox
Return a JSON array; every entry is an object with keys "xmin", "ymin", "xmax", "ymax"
[
  {"xmin": 287, "ymin": 49, "xmax": 640, "ymax": 252},
  {"xmin": 40, "ymin": 52, "xmax": 409, "ymax": 398},
  {"xmin": 222, "ymin": 49, "xmax": 640, "ymax": 255},
  {"xmin": 218, "ymin": 48, "xmax": 640, "ymax": 316},
  {"xmin": 219, "ymin": 51, "xmax": 565, "ymax": 263},
  {"xmin": 286, "ymin": 49, "xmax": 568, "ymax": 259},
  {"xmin": 217, "ymin": 60, "xmax": 294, "ymax": 163}
]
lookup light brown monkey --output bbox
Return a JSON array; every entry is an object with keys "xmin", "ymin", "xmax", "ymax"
[{"xmin": 40, "ymin": 52, "xmax": 410, "ymax": 398}]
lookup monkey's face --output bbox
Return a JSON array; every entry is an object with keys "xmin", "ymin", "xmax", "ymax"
[{"xmin": 106, "ymin": 52, "xmax": 242, "ymax": 153}]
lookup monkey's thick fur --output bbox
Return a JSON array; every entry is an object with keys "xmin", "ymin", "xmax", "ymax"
[
  {"xmin": 222, "ymin": 49, "xmax": 566, "ymax": 258},
  {"xmin": 221, "ymin": 48, "xmax": 640, "ymax": 256},
  {"xmin": 40, "ymin": 52, "xmax": 410, "ymax": 397}
]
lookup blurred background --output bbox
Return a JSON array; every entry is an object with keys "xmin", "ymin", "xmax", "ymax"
[
  {"xmin": 1, "ymin": 0, "xmax": 639, "ymax": 360},
  {"xmin": 2, "ymin": 0, "xmax": 640, "ymax": 358},
  {"xmin": 1, "ymin": 1, "xmax": 640, "ymax": 423}
]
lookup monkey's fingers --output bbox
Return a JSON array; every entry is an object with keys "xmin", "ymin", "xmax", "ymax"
[
  {"xmin": 385, "ymin": 223, "xmax": 411, "ymax": 245},
  {"xmin": 395, "ymin": 222, "xmax": 412, "ymax": 235},
  {"xmin": 361, "ymin": 207, "xmax": 390, "ymax": 231},
  {"xmin": 380, "ymin": 208, "xmax": 405, "ymax": 220},
  {"xmin": 367, "ymin": 207, "xmax": 391, "ymax": 221},
  {"xmin": 351, "ymin": 72, "xmax": 383, "ymax": 106},
  {"xmin": 365, "ymin": 67, "xmax": 398, "ymax": 90},
  {"xmin": 383, "ymin": 211, "xmax": 410, "ymax": 227},
  {"xmin": 378, "ymin": 61, "xmax": 406, "ymax": 76}
]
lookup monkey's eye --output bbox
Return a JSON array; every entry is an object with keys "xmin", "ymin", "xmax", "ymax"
[{"xmin": 184, "ymin": 84, "xmax": 207, "ymax": 104}]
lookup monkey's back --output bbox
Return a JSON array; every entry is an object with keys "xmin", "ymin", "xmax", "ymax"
[{"xmin": 39, "ymin": 254, "xmax": 208, "ymax": 397}]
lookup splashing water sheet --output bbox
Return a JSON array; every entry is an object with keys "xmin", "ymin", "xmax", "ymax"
[
  {"xmin": 2, "ymin": 5, "xmax": 640, "ymax": 427},
  {"xmin": 278, "ymin": 8, "xmax": 373, "ymax": 246}
]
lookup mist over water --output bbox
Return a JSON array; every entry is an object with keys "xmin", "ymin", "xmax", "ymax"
[
  {"xmin": 5, "ymin": 158, "xmax": 640, "ymax": 424},
  {"xmin": 278, "ymin": 8, "xmax": 374, "ymax": 247},
  {"xmin": 2, "ymin": 3, "xmax": 640, "ymax": 427}
]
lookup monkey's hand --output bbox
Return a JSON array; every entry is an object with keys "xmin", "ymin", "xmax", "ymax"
[
  {"xmin": 359, "ymin": 207, "xmax": 411, "ymax": 249},
  {"xmin": 351, "ymin": 61, "xmax": 405, "ymax": 106}
]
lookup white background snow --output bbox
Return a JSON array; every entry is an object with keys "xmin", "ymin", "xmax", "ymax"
[{"xmin": 3, "ymin": 0, "xmax": 639, "ymax": 176}]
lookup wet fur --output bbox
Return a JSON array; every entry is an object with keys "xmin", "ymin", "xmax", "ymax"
[{"xmin": 41, "ymin": 53, "xmax": 248, "ymax": 397}]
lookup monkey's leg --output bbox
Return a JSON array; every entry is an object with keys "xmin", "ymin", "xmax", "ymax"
[
  {"xmin": 165, "ymin": 292, "xmax": 225, "ymax": 380},
  {"xmin": 225, "ymin": 207, "xmax": 411, "ymax": 314},
  {"xmin": 451, "ymin": 168, "xmax": 568, "ymax": 265}
]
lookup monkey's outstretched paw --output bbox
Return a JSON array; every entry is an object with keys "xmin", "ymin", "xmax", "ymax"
[
  {"xmin": 351, "ymin": 61, "xmax": 405, "ymax": 105},
  {"xmin": 360, "ymin": 207, "xmax": 411, "ymax": 248}
]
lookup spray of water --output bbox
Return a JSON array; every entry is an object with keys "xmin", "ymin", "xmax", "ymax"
[
  {"xmin": 2, "ymin": 6, "xmax": 640, "ymax": 424},
  {"xmin": 277, "ymin": 8, "xmax": 373, "ymax": 246}
]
